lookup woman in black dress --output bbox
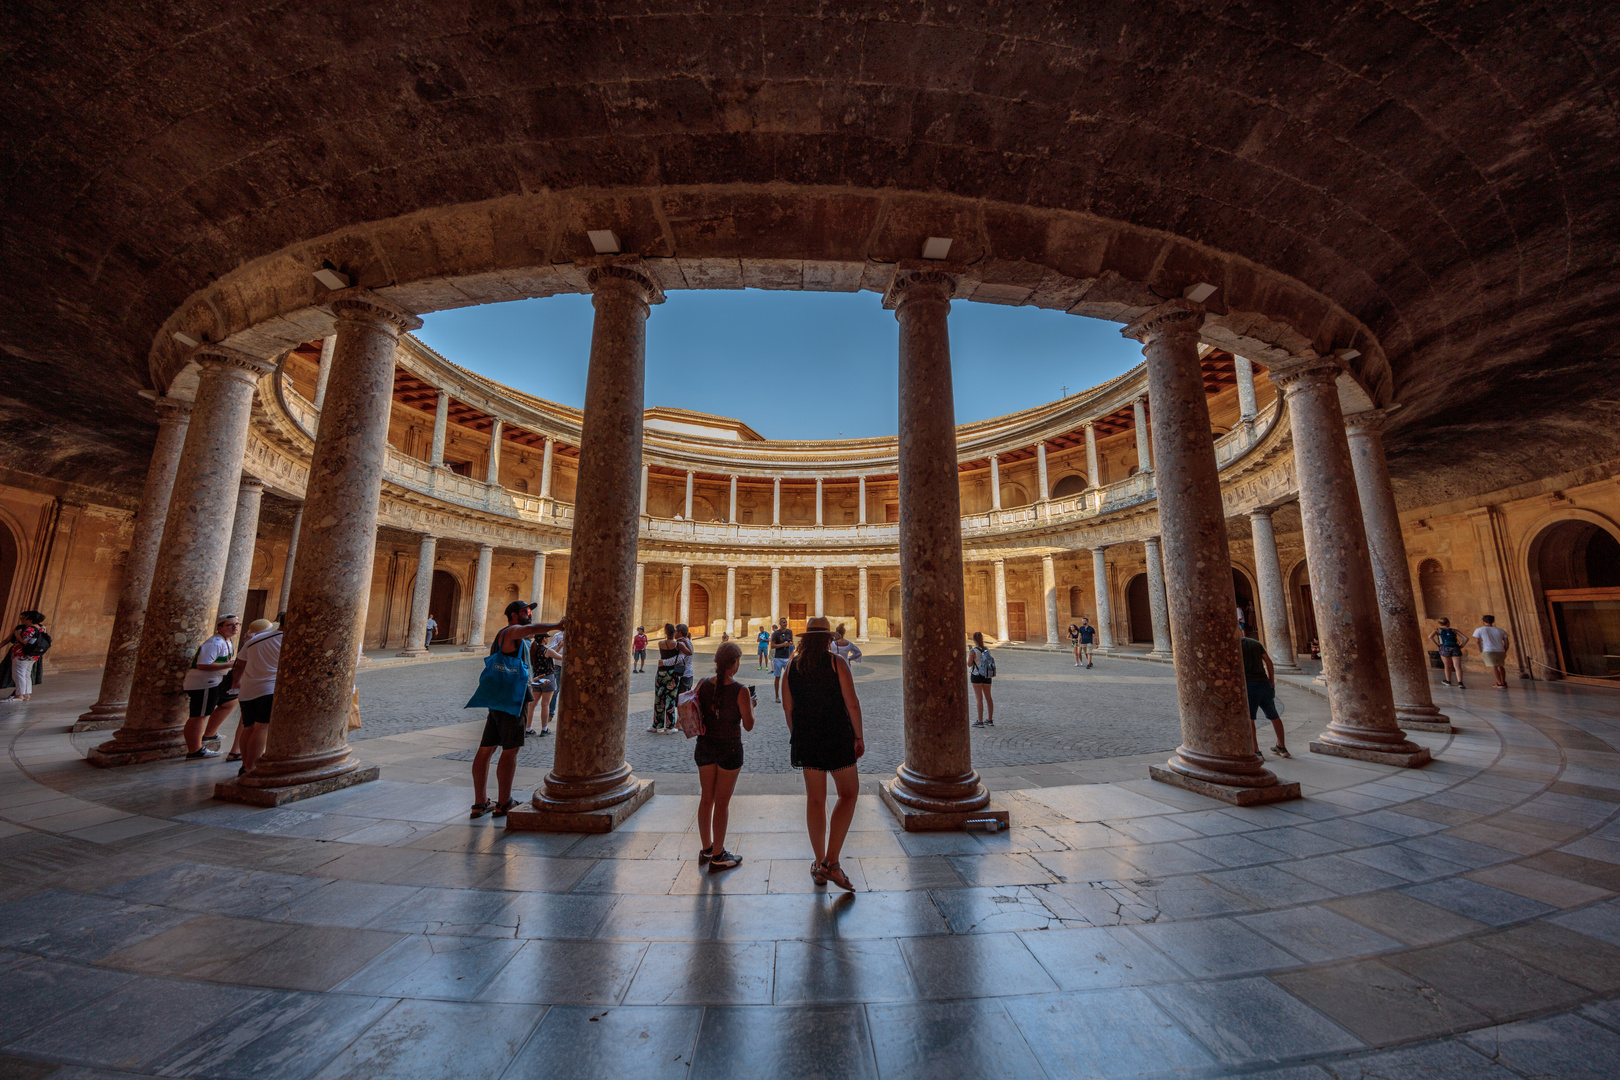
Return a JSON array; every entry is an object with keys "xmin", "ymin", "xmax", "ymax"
[{"xmin": 782, "ymin": 616, "xmax": 865, "ymax": 891}]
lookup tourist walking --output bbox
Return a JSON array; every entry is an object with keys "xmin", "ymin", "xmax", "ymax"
[
  {"xmin": 632, "ymin": 626, "xmax": 648, "ymax": 673},
  {"xmin": 1077, "ymin": 617, "xmax": 1096, "ymax": 668},
  {"xmin": 1068, "ymin": 622, "xmax": 1082, "ymax": 665},
  {"xmin": 756, "ymin": 627, "xmax": 770, "ymax": 670},
  {"xmin": 770, "ymin": 617, "xmax": 794, "ymax": 701},
  {"xmin": 1, "ymin": 610, "xmax": 50, "ymax": 703},
  {"xmin": 968, "ymin": 631, "xmax": 996, "ymax": 726},
  {"xmin": 1240, "ymin": 624, "xmax": 1289, "ymax": 758},
  {"xmin": 783, "ymin": 617, "xmax": 864, "ymax": 891},
  {"xmin": 467, "ymin": 602, "xmax": 564, "ymax": 817},
  {"xmin": 181, "ymin": 613, "xmax": 239, "ymax": 758},
  {"xmin": 229, "ymin": 615, "xmax": 284, "ymax": 775},
  {"xmin": 1431, "ymin": 618, "xmax": 1467, "ymax": 688},
  {"xmin": 1473, "ymin": 615, "xmax": 1510, "ymax": 689},
  {"xmin": 693, "ymin": 641, "xmax": 754, "ymax": 872},
  {"xmin": 424, "ymin": 615, "xmax": 437, "ymax": 649},
  {"xmin": 650, "ymin": 623, "xmax": 690, "ymax": 732},
  {"xmin": 526, "ymin": 628, "xmax": 557, "ymax": 736}
]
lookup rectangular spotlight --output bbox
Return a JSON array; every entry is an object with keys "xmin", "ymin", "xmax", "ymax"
[
  {"xmin": 588, "ymin": 230, "xmax": 622, "ymax": 254},
  {"xmin": 172, "ymin": 331, "xmax": 200, "ymax": 348},
  {"xmin": 1183, "ymin": 282, "xmax": 1217, "ymax": 303},
  {"xmin": 921, "ymin": 237, "xmax": 953, "ymax": 261},
  {"xmin": 313, "ymin": 264, "xmax": 351, "ymax": 290}
]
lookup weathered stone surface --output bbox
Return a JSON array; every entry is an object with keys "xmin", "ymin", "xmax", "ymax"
[{"xmin": 215, "ymin": 765, "xmax": 381, "ymax": 807}]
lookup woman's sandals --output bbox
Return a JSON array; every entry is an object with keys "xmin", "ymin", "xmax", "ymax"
[{"xmin": 816, "ymin": 860, "xmax": 856, "ymax": 892}]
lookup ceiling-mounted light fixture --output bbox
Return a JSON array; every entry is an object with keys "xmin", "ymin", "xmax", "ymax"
[
  {"xmin": 1335, "ymin": 348, "xmax": 1362, "ymax": 363},
  {"xmin": 172, "ymin": 330, "xmax": 200, "ymax": 348},
  {"xmin": 1183, "ymin": 282, "xmax": 1217, "ymax": 303},
  {"xmin": 587, "ymin": 230, "xmax": 621, "ymax": 254},
  {"xmin": 921, "ymin": 237, "xmax": 953, "ymax": 261},
  {"xmin": 313, "ymin": 261, "xmax": 351, "ymax": 290}
]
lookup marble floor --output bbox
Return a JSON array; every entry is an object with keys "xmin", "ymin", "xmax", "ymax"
[{"xmin": 2, "ymin": 660, "xmax": 1618, "ymax": 1079}]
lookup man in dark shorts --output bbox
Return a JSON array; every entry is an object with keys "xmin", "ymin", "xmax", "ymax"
[
  {"xmin": 1077, "ymin": 617, "xmax": 1097, "ymax": 668},
  {"xmin": 770, "ymin": 617, "xmax": 794, "ymax": 702},
  {"xmin": 1240, "ymin": 624, "xmax": 1289, "ymax": 758},
  {"xmin": 471, "ymin": 601, "xmax": 565, "ymax": 818}
]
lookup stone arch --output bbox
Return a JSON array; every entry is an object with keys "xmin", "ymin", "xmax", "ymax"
[
  {"xmin": 0, "ymin": 511, "xmax": 22, "ymax": 629},
  {"xmin": 1068, "ymin": 585, "xmax": 1086, "ymax": 618},
  {"xmin": 1288, "ymin": 558, "xmax": 1318, "ymax": 657},
  {"xmin": 1051, "ymin": 474, "xmax": 1088, "ymax": 499},
  {"xmin": 999, "ymin": 483, "xmax": 1031, "ymax": 510},
  {"xmin": 1233, "ymin": 566, "xmax": 1259, "ymax": 639},
  {"xmin": 429, "ymin": 569, "xmax": 461, "ymax": 645},
  {"xmin": 1522, "ymin": 511, "xmax": 1620, "ymax": 682},
  {"xmin": 1125, "ymin": 573, "xmax": 1152, "ymax": 644}
]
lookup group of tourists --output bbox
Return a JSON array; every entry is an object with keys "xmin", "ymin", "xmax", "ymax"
[
  {"xmin": 179, "ymin": 611, "xmax": 286, "ymax": 774},
  {"xmin": 2, "ymin": 610, "xmax": 51, "ymax": 703},
  {"xmin": 466, "ymin": 600, "xmax": 567, "ymax": 818},
  {"xmin": 1431, "ymin": 615, "xmax": 1512, "ymax": 689}
]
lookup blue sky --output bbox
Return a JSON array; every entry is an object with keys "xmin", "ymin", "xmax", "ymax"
[{"xmin": 415, "ymin": 290, "xmax": 1144, "ymax": 440}]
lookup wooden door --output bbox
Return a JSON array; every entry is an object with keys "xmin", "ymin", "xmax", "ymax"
[
  {"xmin": 1006, "ymin": 601, "xmax": 1027, "ymax": 641},
  {"xmin": 1126, "ymin": 574, "xmax": 1152, "ymax": 643},
  {"xmin": 788, "ymin": 602, "xmax": 807, "ymax": 634},
  {"xmin": 429, "ymin": 570, "xmax": 459, "ymax": 643},
  {"xmin": 689, "ymin": 585, "xmax": 710, "ymax": 636}
]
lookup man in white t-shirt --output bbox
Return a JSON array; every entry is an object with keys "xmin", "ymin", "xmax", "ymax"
[
  {"xmin": 1472, "ymin": 615, "xmax": 1510, "ymax": 689},
  {"xmin": 182, "ymin": 614, "xmax": 240, "ymax": 759},
  {"xmin": 425, "ymin": 616, "xmax": 438, "ymax": 649},
  {"xmin": 230, "ymin": 618, "xmax": 284, "ymax": 775}
]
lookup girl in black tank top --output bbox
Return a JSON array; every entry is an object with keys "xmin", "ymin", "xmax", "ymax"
[{"xmin": 695, "ymin": 642, "xmax": 754, "ymax": 873}]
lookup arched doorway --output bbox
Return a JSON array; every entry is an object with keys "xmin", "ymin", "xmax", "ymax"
[
  {"xmin": 1069, "ymin": 585, "xmax": 1085, "ymax": 618},
  {"xmin": 0, "ymin": 519, "xmax": 19, "ymax": 626},
  {"xmin": 1234, "ymin": 567, "xmax": 1258, "ymax": 639},
  {"xmin": 1529, "ymin": 519, "xmax": 1620, "ymax": 683},
  {"xmin": 886, "ymin": 583, "xmax": 902, "ymax": 638},
  {"xmin": 1052, "ymin": 474, "xmax": 1088, "ymax": 499},
  {"xmin": 429, "ymin": 569, "xmax": 459, "ymax": 644},
  {"xmin": 1125, "ymin": 573, "xmax": 1153, "ymax": 643},
  {"xmin": 689, "ymin": 583, "xmax": 710, "ymax": 637},
  {"xmin": 1290, "ymin": 560, "xmax": 1318, "ymax": 658}
]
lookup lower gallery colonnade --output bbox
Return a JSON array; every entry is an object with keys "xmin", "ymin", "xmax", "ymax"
[{"xmin": 45, "ymin": 253, "xmax": 1491, "ymax": 828}]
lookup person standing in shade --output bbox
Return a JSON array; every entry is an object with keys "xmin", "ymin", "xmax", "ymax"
[
  {"xmin": 693, "ymin": 641, "xmax": 754, "ymax": 872},
  {"xmin": 229, "ymin": 614, "xmax": 283, "ymax": 776},
  {"xmin": 770, "ymin": 617, "xmax": 794, "ymax": 702},
  {"xmin": 1473, "ymin": 615, "xmax": 1511, "ymax": 689},
  {"xmin": 181, "ymin": 614, "xmax": 239, "ymax": 758},
  {"xmin": 756, "ymin": 627, "xmax": 770, "ymax": 670},
  {"xmin": 968, "ymin": 631, "xmax": 996, "ymax": 727},
  {"xmin": 1240, "ymin": 623, "xmax": 1289, "ymax": 758},
  {"xmin": 831, "ymin": 623, "xmax": 862, "ymax": 664},
  {"xmin": 1431, "ymin": 618, "xmax": 1468, "ymax": 688},
  {"xmin": 676, "ymin": 623, "xmax": 696, "ymax": 699},
  {"xmin": 544, "ymin": 625, "xmax": 565, "ymax": 725},
  {"xmin": 783, "ymin": 617, "xmax": 864, "ymax": 892},
  {"xmin": 526, "ymin": 628, "xmax": 557, "ymax": 737},
  {"xmin": 1077, "ymin": 617, "xmax": 1096, "ymax": 668},
  {"xmin": 631, "ymin": 626, "xmax": 648, "ymax": 674},
  {"xmin": 424, "ymin": 614, "xmax": 437, "ymax": 649},
  {"xmin": 649, "ymin": 623, "xmax": 689, "ymax": 732},
  {"xmin": 470, "ymin": 602, "xmax": 563, "ymax": 817},
  {"xmin": 1, "ymin": 610, "xmax": 50, "ymax": 704}
]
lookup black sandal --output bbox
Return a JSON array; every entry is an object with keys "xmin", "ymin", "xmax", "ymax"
[
  {"xmin": 225, "ymin": 753, "xmax": 241, "ymax": 762},
  {"xmin": 822, "ymin": 861, "xmax": 855, "ymax": 892},
  {"xmin": 493, "ymin": 798, "xmax": 520, "ymax": 817},
  {"xmin": 470, "ymin": 800, "xmax": 494, "ymax": 818}
]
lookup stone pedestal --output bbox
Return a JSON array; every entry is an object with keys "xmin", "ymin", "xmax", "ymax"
[
  {"xmin": 397, "ymin": 534, "xmax": 437, "ymax": 656},
  {"xmin": 1144, "ymin": 536, "xmax": 1173, "ymax": 659},
  {"xmin": 77, "ymin": 396, "xmax": 191, "ymax": 731},
  {"xmin": 219, "ymin": 289, "xmax": 420, "ymax": 804},
  {"xmin": 461, "ymin": 544, "xmax": 494, "ymax": 652},
  {"xmin": 1123, "ymin": 300, "xmax": 1298, "ymax": 805},
  {"xmin": 217, "ymin": 478, "xmax": 265, "ymax": 623},
  {"xmin": 880, "ymin": 268, "xmax": 995, "ymax": 827},
  {"xmin": 1250, "ymin": 507, "xmax": 1303, "ymax": 674},
  {"xmin": 90, "ymin": 349, "xmax": 272, "ymax": 766},
  {"xmin": 1271, "ymin": 355, "xmax": 1430, "ymax": 768},
  {"xmin": 1346, "ymin": 409, "xmax": 1452, "ymax": 733},
  {"xmin": 526, "ymin": 262, "xmax": 661, "ymax": 831}
]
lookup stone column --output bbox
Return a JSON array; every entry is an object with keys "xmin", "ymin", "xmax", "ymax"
[
  {"xmin": 772, "ymin": 478, "xmax": 781, "ymax": 525},
  {"xmin": 1143, "ymin": 536, "xmax": 1173, "ymax": 659},
  {"xmin": 486, "ymin": 420, "xmax": 503, "ymax": 484},
  {"xmin": 1250, "ymin": 508, "xmax": 1302, "ymax": 674},
  {"xmin": 521, "ymin": 263, "xmax": 660, "ymax": 831},
  {"xmin": 1235, "ymin": 355, "xmax": 1259, "ymax": 422},
  {"xmin": 1269, "ymin": 353, "xmax": 1429, "ymax": 767},
  {"xmin": 531, "ymin": 551, "xmax": 547, "ymax": 612},
  {"xmin": 429, "ymin": 390, "xmax": 449, "ymax": 466},
  {"xmin": 462, "ymin": 544, "xmax": 494, "ymax": 652},
  {"xmin": 1123, "ymin": 299, "xmax": 1298, "ymax": 803},
  {"xmin": 858, "ymin": 476, "xmax": 867, "ymax": 524},
  {"xmin": 857, "ymin": 566, "xmax": 870, "ymax": 641},
  {"xmin": 217, "ymin": 477, "xmax": 265, "ymax": 624},
  {"xmin": 397, "ymin": 534, "xmax": 437, "ymax": 657},
  {"xmin": 1346, "ymin": 408, "xmax": 1451, "ymax": 731},
  {"xmin": 311, "ymin": 335, "xmax": 336, "ymax": 414},
  {"xmin": 880, "ymin": 268, "xmax": 1001, "ymax": 829},
  {"xmin": 90, "ymin": 348, "xmax": 272, "ymax": 766},
  {"xmin": 684, "ymin": 470, "xmax": 694, "ymax": 518},
  {"xmin": 725, "ymin": 566, "xmax": 736, "ymax": 636},
  {"xmin": 1036, "ymin": 444, "xmax": 1049, "ymax": 501},
  {"xmin": 1092, "ymin": 547, "xmax": 1115, "ymax": 651},
  {"xmin": 632, "ymin": 562, "xmax": 645, "ymax": 629},
  {"xmin": 679, "ymin": 564, "xmax": 692, "ymax": 626},
  {"xmin": 814, "ymin": 566, "xmax": 825, "ymax": 617},
  {"xmin": 222, "ymin": 289, "xmax": 421, "ymax": 804},
  {"xmin": 540, "ymin": 437, "xmax": 554, "ymax": 497},
  {"xmin": 1042, "ymin": 555, "xmax": 1059, "ymax": 646},
  {"xmin": 1133, "ymin": 396, "xmax": 1153, "ymax": 473},
  {"xmin": 77, "ymin": 396, "xmax": 192, "ymax": 729},
  {"xmin": 993, "ymin": 559, "xmax": 1010, "ymax": 642},
  {"xmin": 728, "ymin": 475, "xmax": 738, "ymax": 521},
  {"xmin": 1085, "ymin": 423, "xmax": 1100, "ymax": 488},
  {"xmin": 990, "ymin": 454, "xmax": 1002, "ymax": 511},
  {"xmin": 637, "ymin": 463, "xmax": 648, "ymax": 515},
  {"xmin": 276, "ymin": 505, "xmax": 303, "ymax": 616},
  {"xmin": 815, "ymin": 477, "xmax": 824, "ymax": 526},
  {"xmin": 770, "ymin": 565, "xmax": 781, "ymax": 625}
]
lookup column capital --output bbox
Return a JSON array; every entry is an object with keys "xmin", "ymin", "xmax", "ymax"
[
  {"xmin": 191, "ymin": 344, "xmax": 276, "ymax": 384},
  {"xmin": 1267, "ymin": 350, "xmax": 1344, "ymax": 391},
  {"xmin": 418, "ymin": 532, "xmax": 440, "ymax": 543},
  {"xmin": 583, "ymin": 260, "xmax": 665, "ymax": 304},
  {"xmin": 239, "ymin": 476, "xmax": 265, "ymax": 494},
  {"xmin": 148, "ymin": 394, "xmax": 193, "ymax": 423},
  {"xmin": 1121, "ymin": 298, "xmax": 1205, "ymax": 344},
  {"xmin": 883, "ymin": 266, "xmax": 957, "ymax": 309},
  {"xmin": 435, "ymin": 388, "xmax": 450, "ymax": 401},
  {"xmin": 326, "ymin": 287, "xmax": 424, "ymax": 333},
  {"xmin": 1248, "ymin": 505, "xmax": 1277, "ymax": 521},
  {"xmin": 477, "ymin": 542, "xmax": 495, "ymax": 553},
  {"xmin": 1344, "ymin": 404, "xmax": 1402, "ymax": 436}
]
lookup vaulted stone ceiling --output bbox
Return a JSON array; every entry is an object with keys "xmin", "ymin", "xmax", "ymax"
[{"xmin": 2, "ymin": 2, "xmax": 1616, "ymax": 503}]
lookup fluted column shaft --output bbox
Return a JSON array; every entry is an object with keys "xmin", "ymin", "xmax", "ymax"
[
  {"xmin": 277, "ymin": 506, "xmax": 303, "ymax": 616},
  {"xmin": 857, "ymin": 567, "xmax": 870, "ymax": 641},
  {"xmin": 885, "ymin": 270, "xmax": 990, "ymax": 819},
  {"xmin": 1042, "ymin": 555, "xmax": 1059, "ymax": 645},
  {"xmin": 218, "ymin": 478, "xmax": 265, "ymax": 626},
  {"xmin": 1347, "ymin": 410, "xmax": 1449, "ymax": 728},
  {"xmin": 1092, "ymin": 547, "xmax": 1115, "ymax": 650},
  {"xmin": 1250, "ymin": 508, "xmax": 1302, "ymax": 674},
  {"xmin": 1271, "ymin": 356, "xmax": 1428, "ymax": 766},
  {"xmin": 79, "ymin": 397, "xmax": 192, "ymax": 727},
  {"xmin": 993, "ymin": 560, "xmax": 1010, "ymax": 642},
  {"xmin": 1125, "ymin": 299, "xmax": 1291, "ymax": 800},
  {"xmin": 398, "ymin": 534, "xmax": 438, "ymax": 657},
  {"xmin": 1144, "ymin": 536, "xmax": 1173, "ymax": 658},
  {"xmin": 462, "ymin": 544, "xmax": 494, "ymax": 652},
  {"xmin": 92, "ymin": 350, "xmax": 271, "ymax": 766},
  {"xmin": 535, "ymin": 264, "xmax": 659, "ymax": 822}
]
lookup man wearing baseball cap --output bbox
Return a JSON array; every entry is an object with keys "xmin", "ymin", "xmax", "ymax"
[{"xmin": 469, "ymin": 600, "xmax": 564, "ymax": 817}]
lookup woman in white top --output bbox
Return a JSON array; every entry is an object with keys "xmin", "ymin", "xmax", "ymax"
[{"xmin": 831, "ymin": 622, "xmax": 863, "ymax": 665}]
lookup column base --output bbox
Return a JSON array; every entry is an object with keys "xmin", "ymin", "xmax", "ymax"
[
  {"xmin": 1145, "ymin": 650, "xmax": 1174, "ymax": 660},
  {"xmin": 72, "ymin": 714, "xmax": 126, "ymax": 733},
  {"xmin": 1272, "ymin": 662, "xmax": 1305, "ymax": 675},
  {"xmin": 459, "ymin": 645, "xmax": 485, "ymax": 653},
  {"xmin": 507, "ymin": 780, "xmax": 654, "ymax": 834},
  {"xmin": 1149, "ymin": 764, "xmax": 1302, "ymax": 806},
  {"xmin": 879, "ymin": 782, "xmax": 1010, "ymax": 832},
  {"xmin": 1396, "ymin": 704, "xmax": 1453, "ymax": 732},
  {"xmin": 215, "ymin": 764, "xmax": 380, "ymax": 807},
  {"xmin": 395, "ymin": 647, "xmax": 430, "ymax": 658},
  {"xmin": 1310, "ymin": 741, "xmax": 1432, "ymax": 768},
  {"xmin": 86, "ymin": 729, "xmax": 187, "ymax": 768}
]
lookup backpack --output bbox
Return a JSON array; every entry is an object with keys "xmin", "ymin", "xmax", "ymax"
[
  {"xmin": 677, "ymin": 677, "xmax": 710, "ymax": 738},
  {"xmin": 975, "ymin": 647, "xmax": 996, "ymax": 678},
  {"xmin": 1437, "ymin": 627, "xmax": 1461, "ymax": 648},
  {"xmin": 17, "ymin": 629, "xmax": 50, "ymax": 659}
]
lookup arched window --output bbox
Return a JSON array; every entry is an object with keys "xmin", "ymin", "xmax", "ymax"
[
  {"xmin": 1069, "ymin": 585, "xmax": 1085, "ymax": 617},
  {"xmin": 1052, "ymin": 474, "xmax": 1088, "ymax": 498}
]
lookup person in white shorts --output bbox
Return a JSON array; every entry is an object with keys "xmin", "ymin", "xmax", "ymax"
[{"xmin": 1472, "ymin": 615, "xmax": 1510, "ymax": 689}]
